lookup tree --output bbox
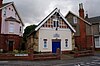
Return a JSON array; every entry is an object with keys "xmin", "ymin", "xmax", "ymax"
[{"xmin": 21, "ymin": 25, "xmax": 37, "ymax": 50}]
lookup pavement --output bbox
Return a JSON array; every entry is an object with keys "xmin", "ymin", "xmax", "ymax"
[{"xmin": 0, "ymin": 52, "xmax": 100, "ymax": 66}]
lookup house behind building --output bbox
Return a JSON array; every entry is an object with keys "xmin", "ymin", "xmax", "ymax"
[{"xmin": 65, "ymin": 3, "xmax": 94, "ymax": 50}]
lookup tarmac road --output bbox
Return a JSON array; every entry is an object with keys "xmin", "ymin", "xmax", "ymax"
[{"xmin": 0, "ymin": 53, "xmax": 100, "ymax": 66}]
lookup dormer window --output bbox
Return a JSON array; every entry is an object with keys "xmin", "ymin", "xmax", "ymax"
[
  {"xmin": 73, "ymin": 17, "xmax": 77, "ymax": 24},
  {"xmin": 53, "ymin": 18, "xmax": 59, "ymax": 27}
]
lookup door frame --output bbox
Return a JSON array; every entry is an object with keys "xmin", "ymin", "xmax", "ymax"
[
  {"xmin": 8, "ymin": 40, "xmax": 14, "ymax": 51},
  {"xmin": 52, "ymin": 39, "xmax": 61, "ymax": 53}
]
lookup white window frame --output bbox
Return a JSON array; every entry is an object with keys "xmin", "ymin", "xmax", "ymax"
[
  {"xmin": 53, "ymin": 19, "xmax": 59, "ymax": 28},
  {"xmin": 95, "ymin": 37, "xmax": 100, "ymax": 48},
  {"xmin": 9, "ymin": 23, "xmax": 14, "ymax": 33},
  {"xmin": 43, "ymin": 39, "xmax": 47, "ymax": 48},
  {"xmin": 65, "ymin": 39, "xmax": 68, "ymax": 47},
  {"xmin": 73, "ymin": 17, "xmax": 77, "ymax": 24},
  {"xmin": 99, "ymin": 24, "xmax": 100, "ymax": 32}
]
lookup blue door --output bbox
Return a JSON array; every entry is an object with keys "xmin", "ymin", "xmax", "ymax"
[{"xmin": 52, "ymin": 42, "xmax": 61, "ymax": 53}]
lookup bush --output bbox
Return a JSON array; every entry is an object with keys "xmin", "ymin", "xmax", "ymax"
[
  {"xmin": 7, "ymin": 50, "xmax": 29, "ymax": 54},
  {"xmin": 19, "ymin": 50, "xmax": 29, "ymax": 54},
  {"xmin": 13, "ymin": 50, "xmax": 19, "ymax": 53}
]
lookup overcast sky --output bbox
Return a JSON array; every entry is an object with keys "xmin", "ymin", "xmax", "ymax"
[{"xmin": 3, "ymin": 0, "xmax": 100, "ymax": 28}]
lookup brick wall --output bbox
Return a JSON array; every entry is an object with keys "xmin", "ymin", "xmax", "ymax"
[
  {"xmin": 0, "ymin": 34, "xmax": 22, "ymax": 51},
  {"xmin": 86, "ymin": 35, "xmax": 94, "ymax": 49},
  {"xmin": 0, "ymin": 53, "xmax": 60, "ymax": 61},
  {"xmin": 0, "ymin": 53, "xmax": 33, "ymax": 60},
  {"xmin": 75, "ymin": 35, "xmax": 94, "ymax": 50},
  {"xmin": 0, "ymin": 49, "xmax": 60, "ymax": 60}
]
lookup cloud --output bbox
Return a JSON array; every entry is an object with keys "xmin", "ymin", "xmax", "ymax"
[{"xmin": 3, "ymin": 0, "xmax": 100, "ymax": 28}]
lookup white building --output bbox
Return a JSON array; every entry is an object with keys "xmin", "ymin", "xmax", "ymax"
[{"xmin": 27, "ymin": 8, "xmax": 76, "ymax": 53}]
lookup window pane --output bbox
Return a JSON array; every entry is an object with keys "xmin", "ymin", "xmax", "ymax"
[
  {"xmin": 53, "ymin": 21, "xmax": 56, "ymax": 27},
  {"xmin": 44, "ymin": 39, "xmax": 47, "ymax": 48},
  {"xmin": 9, "ymin": 23, "xmax": 14, "ymax": 33},
  {"xmin": 73, "ymin": 17, "xmax": 77, "ymax": 24},
  {"xmin": 95, "ymin": 37, "xmax": 100, "ymax": 47},
  {"xmin": 57, "ymin": 21, "xmax": 59, "ymax": 27},
  {"xmin": 65, "ymin": 39, "xmax": 68, "ymax": 47},
  {"xmin": 19, "ymin": 26, "xmax": 21, "ymax": 33}
]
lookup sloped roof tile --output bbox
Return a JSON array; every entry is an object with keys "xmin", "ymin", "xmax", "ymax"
[{"xmin": 85, "ymin": 16, "xmax": 100, "ymax": 23}]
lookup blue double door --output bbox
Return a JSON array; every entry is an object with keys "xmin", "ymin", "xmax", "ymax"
[{"xmin": 52, "ymin": 41, "xmax": 61, "ymax": 53}]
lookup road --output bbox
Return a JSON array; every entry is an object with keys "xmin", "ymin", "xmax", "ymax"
[{"xmin": 0, "ymin": 53, "xmax": 100, "ymax": 66}]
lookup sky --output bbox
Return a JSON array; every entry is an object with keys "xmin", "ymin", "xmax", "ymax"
[{"xmin": 3, "ymin": 0, "xmax": 100, "ymax": 28}]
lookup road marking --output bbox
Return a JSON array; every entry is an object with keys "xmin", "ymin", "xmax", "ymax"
[{"xmin": 0, "ymin": 61, "xmax": 8, "ymax": 63}]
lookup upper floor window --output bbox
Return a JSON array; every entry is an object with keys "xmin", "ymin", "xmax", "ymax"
[
  {"xmin": 43, "ymin": 39, "xmax": 47, "ymax": 48},
  {"xmin": 3, "ymin": 8, "xmax": 7, "ymax": 17},
  {"xmin": 9, "ymin": 23, "xmax": 14, "ymax": 33},
  {"xmin": 9, "ymin": 8, "xmax": 11, "ymax": 10},
  {"xmin": 53, "ymin": 18, "xmax": 59, "ymax": 27},
  {"xmin": 73, "ymin": 17, "xmax": 77, "ymax": 24},
  {"xmin": 12, "ymin": 9, "xmax": 13, "ymax": 11},
  {"xmin": 4, "ymin": 10, "xmax": 6, "ymax": 16},
  {"xmin": 19, "ymin": 26, "xmax": 21, "ymax": 33}
]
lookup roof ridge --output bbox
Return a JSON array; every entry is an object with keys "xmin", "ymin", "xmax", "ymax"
[
  {"xmin": 88, "ymin": 16, "xmax": 100, "ymax": 19},
  {"xmin": 65, "ymin": 11, "xmax": 91, "ymax": 25},
  {"xmin": 35, "ymin": 8, "xmax": 76, "ymax": 32}
]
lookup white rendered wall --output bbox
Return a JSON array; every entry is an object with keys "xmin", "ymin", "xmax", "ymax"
[
  {"xmin": 39, "ymin": 28, "xmax": 72, "ymax": 52},
  {"xmin": 1, "ymin": 4, "xmax": 23, "ymax": 36}
]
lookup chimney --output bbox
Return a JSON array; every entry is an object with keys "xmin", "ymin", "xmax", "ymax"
[
  {"xmin": 0, "ymin": 0, "xmax": 3, "ymax": 33},
  {"xmin": 79, "ymin": 3, "xmax": 84, "ymax": 18}
]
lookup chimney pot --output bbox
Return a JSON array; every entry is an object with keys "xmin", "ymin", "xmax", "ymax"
[
  {"xmin": 79, "ymin": 3, "xmax": 83, "ymax": 9},
  {"xmin": 79, "ymin": 3, "xmax": 84, "ymax": 18}
]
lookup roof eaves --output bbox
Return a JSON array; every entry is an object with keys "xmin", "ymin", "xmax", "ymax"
[
  {"xmin": 0, "ymin": 2, "xmax": 13, "ymax": 10},
  {"xmin": 65, "ymin": 11, "xmax": 92, "ymax": 25},
  {"xmin": 35, "ymin": 8, "xmax": 58, "ymax": 31},
  {"xmin": 59, "ymin": 12, "xmax": 76, "ymax": 33},
  {"xmin": 11, "ymin": 2, "xmax": 24, "ymax": 26},
  {"xmin": 0, "ymin": 2, "xmax": 24, "ymax": 26},
  {"xmin": 35, "ymin": 8, "xmax": 76, "ymax": 33}
]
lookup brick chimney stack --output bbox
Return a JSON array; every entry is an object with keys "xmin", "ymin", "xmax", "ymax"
[
  {"xmin": 0, "ymin": 0, "xmax": 3, "ymax": 33},
  {"xmin": 79, "ymin": 3, "xmax": 87, "ymax": 49},
  {"xmin": 79, "ymin": 3, "xmax": 84, "ymax": 18}
]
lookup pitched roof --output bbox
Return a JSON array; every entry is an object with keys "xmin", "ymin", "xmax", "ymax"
[
  {"xmin": 35, "ymin": 8, "xmax": 76, "ymax": 33},
  {"xmin": 85, "ymin": 16, "xmax": 100, "ymax": 24},
  {"xmin": 5, "ymin": 17, "xmax": 20, "ymax": 23},
  {"xmin": 2, "ymin": 2, "xmax": 12, "ymax": 7},
  {"xmin": 65, "ymin": 11, "xmax": 92, "ymax": 25},
  {"xmin": 0, "ymin": 2, "xmax": 24, "ymax": 26}
]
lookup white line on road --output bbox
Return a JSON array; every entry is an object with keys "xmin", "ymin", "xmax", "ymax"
[{"xmin": 0, "ymin": 61, "xmax": 8, "ymax": 63}]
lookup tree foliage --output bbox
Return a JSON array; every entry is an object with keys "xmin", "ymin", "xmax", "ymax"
[
  {"xmin": 21, "ymin": 24, "xmax": 37, "ymax": 50},
  {"xmin": 23, "ymin": 24, "xmax": 37, "ymax": 41}
]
